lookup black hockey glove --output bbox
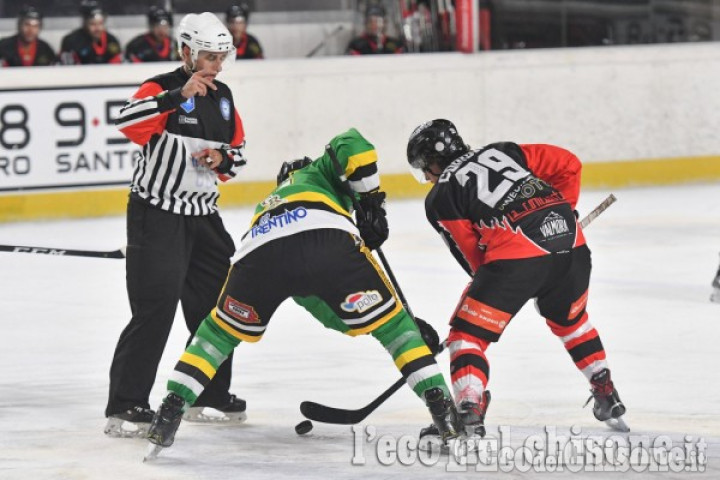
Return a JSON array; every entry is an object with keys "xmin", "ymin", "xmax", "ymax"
[
  {"xmin": 356, "ymin": 191, "xmax": 389, "ymax": 250},
  {"xmin": 276, "ymin": 157, "xmax": 312, "ymax": 185},
  {"xmin": 415, "ymin": 317, "xmax": 440, "ymax": 354}
]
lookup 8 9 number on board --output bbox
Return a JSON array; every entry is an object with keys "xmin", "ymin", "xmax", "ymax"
[{"xmin": 0, "ymin": 105, "xmax": 30, "ymax": 150}]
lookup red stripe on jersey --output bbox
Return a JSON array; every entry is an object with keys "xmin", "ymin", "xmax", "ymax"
[
  {"xmin": 119, "ymin": 82, "xmax": 171, "ymax": 146},
  {"xmin": 576, "ymin": 350, "xmax": 607, "ymax": 370},
  {"xmin": 520, "ymin": 144, "xmax": 582, "ymax": 208},
  {"xmin": 568, "ymin": 289, "xmax": 589, "ymax": 320},
  {"xmin": 451, "ymin": 365, "xmax": 488, "ymax": 387},
  {"xmin": 564, "ymin": 328, "xmax": 599, "ymax": 351},
  {"xmin": 478, "ymin": 218, "xmax": 553, "ymax": 264},
  {"xmin": 438, "ymin": 218, "xmax": 484, "ymax": 272},
  {"xmin": 230, "ymin": 109, "xmax": 245, "ymax": 146}
]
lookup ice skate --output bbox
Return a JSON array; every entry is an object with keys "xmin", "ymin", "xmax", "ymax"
[
  {"xmin": 457, "ymin": 389, "xmax": 491, "ymax": 438},
  {"xmin": 711, "ymin": 270, "xmax": 720, "ymax": 303},
  {"xmin": 144, "ymin": 393, "xmax": 185, "ymax": 461},
  {"xmin": 418, "ymin": 387, "xmax": 464, "ymax": 455},
  {"xmin": 182, "ymin": 394, "xmax": 247, "ymax": 424},
  {"xmin": 104, "ymin": 406, "xmax": 154, "ymax": 438},
  {"xmin": 585, "ymin": 368, "xmax": 629, "ymax": 432},
  {"xmin": 711, "ymin": 254, "xmax": 720, "ymax": 303}
]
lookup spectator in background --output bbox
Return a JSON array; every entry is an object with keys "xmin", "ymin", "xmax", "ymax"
[
  {"xmin": 347, "ymin": 4, "xmax": 405, "ymax": 55},
  {"xmin": 226, "ymin": 4, "xmax": 263, "ymax": 59},
  {"xmin": 125, "ymin": 6, "xmax": 176, "ymax": 62},
  {"xmin": 0, "ymin": 6, "xmax": 56, "ymax": 67},
  {"xmin": 59, "ymin": 0, "xmax": 122, "ymax": 65}
]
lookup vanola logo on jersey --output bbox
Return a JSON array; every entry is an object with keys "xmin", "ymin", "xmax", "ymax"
[
  {"xmin": 251, "ymin": 207, "xmax": 308, "ymax": 237},
  {"xmin": 539, "ymin": 211, "xmax": 569, "ymax": 238},
  {"xmin": 341, "ymin": 290, "xmax": 383, "ymax": 313}
]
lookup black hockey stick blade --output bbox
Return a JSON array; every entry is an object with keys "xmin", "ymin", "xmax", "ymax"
[
  {"xmin": 0, "ymin": 244, "xmax": 126, "ymax": 259},
  {"xmin": 301, "ymin": 376, "xmax": 406, "ymax": 424}
]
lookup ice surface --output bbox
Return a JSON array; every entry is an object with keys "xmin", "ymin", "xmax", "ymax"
[{"xmin": 0, "ymin": 185, "xmax": 719, "ymax": 479}]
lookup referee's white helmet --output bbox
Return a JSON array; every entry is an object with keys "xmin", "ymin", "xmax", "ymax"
[{"xmin": 176, "ymin": 12, "xmax": 234, "ymax": 67}]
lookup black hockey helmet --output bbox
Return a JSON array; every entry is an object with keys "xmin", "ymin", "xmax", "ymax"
[
  {"xmin": 18, "ymin": 5, "xmax": 42, "ymax": 24},
  {"xmin": 148, "ymin": 5, "xmax": 172, "ymax": 26},
  {"xmin": 226, "ymin": 4, "xmax": 251, "ymax": 23},
  {"xmin": 79, "ymin": 0, "xmax": 104, "ymax": 20},
  {"xmin": 406, "ymin": 119, "xmax": 469, "ymax": 182}
]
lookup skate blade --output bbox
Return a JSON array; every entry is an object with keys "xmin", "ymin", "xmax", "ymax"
[
  {"xmin": 418, "ymin": 434, "xmax": 481, "ymax": 457},
  {"xmin": 104, "ymin": 417, "xmax": 149, "ymax": 438},
  {"xmin": 605, "ymin": 416, "xmax": 630, "ymax": 432},
  {"xmin": 143, "ymin": 443, "xmax": 163, "ymax": 462},
  {"xmin": 182, "ymin": 407, "xmax": 247, "ymax": 424},
  {"xmin": 710, "ymin": 288, "xmax": 720, "ymax": 303}
]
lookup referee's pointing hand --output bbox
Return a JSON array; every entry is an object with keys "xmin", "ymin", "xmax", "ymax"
[{"xmin": 181, "ymin": 69, "xmax": 218, "ymax": 98}]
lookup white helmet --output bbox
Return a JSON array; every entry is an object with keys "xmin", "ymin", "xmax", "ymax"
[{"xmin": 176, "ymin": 12, "xmax": 234, "ymax": 68}]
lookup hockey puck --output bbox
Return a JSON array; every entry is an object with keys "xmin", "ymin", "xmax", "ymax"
[{"xmin": 295, "ymin": 420, "xmax": 313, "ymax": 435}]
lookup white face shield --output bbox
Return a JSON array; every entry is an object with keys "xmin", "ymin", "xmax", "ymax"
[{"xmin": 408, "ymin": 155, "xmax": 430, "ymax": 184}]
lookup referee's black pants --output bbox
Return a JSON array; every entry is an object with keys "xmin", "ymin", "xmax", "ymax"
[{"xmin": 106, "ymin": 195, "xmax": 236, "ymax": 416}]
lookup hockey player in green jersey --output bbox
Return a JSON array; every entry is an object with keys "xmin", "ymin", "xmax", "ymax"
[{"xmin": 146, "ymin": 128, "xmax": 461, "ymax": 458}]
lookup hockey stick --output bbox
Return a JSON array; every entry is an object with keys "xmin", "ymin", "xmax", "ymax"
[
  {"xmin": 300, "ymin": 193, "xmax": 618, "ymax": 425},
  {"xmin": 306, "ymin": 25, "xmax": 344, "ymax": 58},
  {"xmin": 324, "ymin": 143, "xmax": 416, "ymax": 316},
  {"xmin": 580, "ymin": 193, "xmax": 616, "ymax": 228},
  {"xmin": 0, "ymin": 244, "xmax": 126, "ymax": 259}
]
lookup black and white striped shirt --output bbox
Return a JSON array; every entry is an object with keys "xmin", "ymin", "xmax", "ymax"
[{"xmin": 116, "ymin": 67, "xmax": 246, "ymax": 216}]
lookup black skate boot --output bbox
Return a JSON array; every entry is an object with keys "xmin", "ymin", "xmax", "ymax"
[
  {"xmin": 183, "ymin": 394, "xmax": 247, "ymax": 423},
  {"xmin": 104, "ymin": 406, "xmax": 155, "ymax": 438},
  {"xmin": 711, "ymin": 254, "xmax": 720, "ymax": 303},
  {"xmin": 585, "ymin": 368, "xmax": 629, "ymax": 432},
  {"xmin": 419, "ymin": 387, "xmax": 463, "ymax": 452},
  {"xmin": 147, "ymin": 393, "xmax": 185, "ymax": 448},
  {"xmin": 457, "ymin": 390, "xmax": 491, "ymax": 438}
]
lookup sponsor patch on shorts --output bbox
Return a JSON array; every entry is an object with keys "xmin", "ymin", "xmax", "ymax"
[
  {"xmin": 341, "ymin": 290, "xmax": 383, "ymax": 313},
  {"xmin": 456, "ymin": 298, "xmax": 511, "ymax": 334},
  {"xmin": 223, "ymin": 296, "xmax": 260, "ymax": 323}
]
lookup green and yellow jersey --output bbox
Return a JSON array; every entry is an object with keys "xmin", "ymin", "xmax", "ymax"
[{"xmin": 235, "ymin": 128, "xmax": 380, "ymax": 260}]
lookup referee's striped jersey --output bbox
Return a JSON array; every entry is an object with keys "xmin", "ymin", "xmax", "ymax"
[{"xmin": 116, "ymin": 66, "xmax": 246, "ymax": 216}]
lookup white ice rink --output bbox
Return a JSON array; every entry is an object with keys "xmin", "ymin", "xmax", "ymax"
[{"xmin": 1, "ymin": 184, "xmax": 719, "ymax": 479}]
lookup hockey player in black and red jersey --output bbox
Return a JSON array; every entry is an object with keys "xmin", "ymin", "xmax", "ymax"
[
  {"xmin": 124, "ymin": 6, "xmax": 176, "ymax": 63},
  {"xmin": 226, "ymin": 4, "xmax": 264, "ymax": 60},
  {"xmin": 105, "ymin": 12, "xmax": 248, "ymax": 438},
  {"xmin": 59, "ymin": 0, "xmax": 122, "ymax": 65},
  {"xmin": 406, "ymin": 119, "xmax": 628, "ymax": 440},
  {"xmin": 0, "ymin": 6, "xmax": 56, "ymax": 67}
]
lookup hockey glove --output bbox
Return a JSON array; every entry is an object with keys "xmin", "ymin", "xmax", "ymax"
[
  {"xmin": 277, "ymin": 157, "xmax": 312, "ymax": 185},
  {"xmin": 356, "ymin": 191, "xmax": 389, "ymax": 250},
  {"xmin": 415, "ymin": 317, "xmax": 440, "ymax": 354}
]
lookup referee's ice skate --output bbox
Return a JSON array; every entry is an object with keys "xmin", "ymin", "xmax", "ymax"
[{"xmin": 103, "ymin": 406, "xmax": 154, "ymax": 438}]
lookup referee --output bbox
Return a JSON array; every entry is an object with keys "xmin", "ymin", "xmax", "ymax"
[{"xmin": 105, "ymin": 12, "xmax": 248, "ymax": 437}]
